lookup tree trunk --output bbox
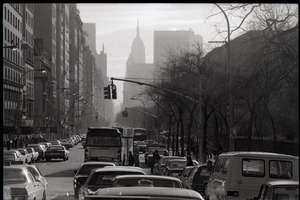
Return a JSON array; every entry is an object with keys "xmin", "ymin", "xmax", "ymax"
[
  {"xmin": 167, "ymin": 115, "xmax": 172, "ymax": 152},
  {"xmin": 202, "ymin": 102, "xmax": 208, "ymax": 163},
  {"xmin": 213, "ymin": 110, "xmax": 220, "ymax": 153},
  {"xmin": 179, "ymin": 111, "xmax": 185, "ymax": 157},
  {"xmin": 176, "ymin": 121, "xmax": 179, "ymax": 154}
]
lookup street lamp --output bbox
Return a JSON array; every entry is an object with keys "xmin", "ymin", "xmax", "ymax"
[
  {"xmin": 15, "ymin": 68, "xmax": 47, "ymax": 147},
  {"xmin": 130, "ymin": 97, "xmax": 146, "ymax": 128}
]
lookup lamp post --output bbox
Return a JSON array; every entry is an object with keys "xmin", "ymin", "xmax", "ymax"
[
  {"xmin": 130, "ymin": 97, "xmax": 146, "ymax": 128},
  {"xmin": 15, "ymin": 68, "xmax": 47, "ymax": 147}
]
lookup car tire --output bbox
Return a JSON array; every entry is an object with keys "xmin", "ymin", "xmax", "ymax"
[{"xmin": 63, "ymin": 156, "xmax": 66, "ymax": 161}]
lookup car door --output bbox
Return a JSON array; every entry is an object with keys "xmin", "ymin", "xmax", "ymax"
[{"xmin": 27, "ymin": 171, "xmax": 44, "ymax": 200}]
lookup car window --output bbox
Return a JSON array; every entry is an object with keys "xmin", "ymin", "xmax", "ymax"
[
  {"xmin": 48, "ymin": 146, "xmax": 64, "ymax": 150},
  {"xmin": 27, "ymin": 167, "xmax": 40, "ymax": 179},
  {"xmin": 78, "ymin": 165, "xmax": 109, "ymax": 175},
  {"xmin": 116, "ymin": 178, "xmax": 179, "ymax": 188},
  {"xmin": 88, "ymin": 171, "xmax": 144, "ymax": 186},
  {"xmin": 242, "ymin": 159, "xmax": 264, "ymax": 177},
  {"xmin": 4, "ymin": 168, "xmax": 27, "ymax": 184},
  {"xmin": 273, "ymin": 186, "xmax": 299, "ymax": 200},
  {"xmin": 269, "ymin": 160, "xmax": 293, "ymax": 179}
]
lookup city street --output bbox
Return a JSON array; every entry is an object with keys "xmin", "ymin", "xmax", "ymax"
[{"xmin": 34, "ymin": 143, "xmax": 150, "ymax": 200}]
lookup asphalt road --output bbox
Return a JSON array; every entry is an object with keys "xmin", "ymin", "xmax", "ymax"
[{"xmin": 34, "ymin": 143, "xmax": 150, "ymax": 200}]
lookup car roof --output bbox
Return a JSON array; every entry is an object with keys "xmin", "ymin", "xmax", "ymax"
[
  {"xmin": 166, "ymin": 159, "xmax": 187, "ymax": 163},
  {"xmin": 80, "ymin": 161, "xmax": 115, "ymax": 166},
  {"xmin": 162, "ymin": 156, "xmax": 186, "ymax": 159},
  {"xmin": 114, "ymin": 174, "xmax": 181, "ymax": 181},
  {"xmin": 94, "ymin": 187, "xmax": 202, "ymax": 199},
  {"xmin": 265, "ymin": 180, "xmax": 299, "ymax": 186},
  {"xmin": 219, "ymin": 151, "xmax": 298, "ymax": 159},
  {"xmin": 93, "ymin": 166, "xmax": 146, "ymax": 173}
]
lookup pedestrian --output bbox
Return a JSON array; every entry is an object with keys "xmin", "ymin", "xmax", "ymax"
[
  {"xmin": 151, "ymin": 149, "xmax": 161, "ymax": 174},
  {"xmin": 128, "ymin": 151, "xmax": 134, "ymax": 166},
  {"xmin": 186, "ymin": 155, "xmax": 193, "ymax": 166},
  {"xmin": 207, "ymin": 160, "xmax": 213, "ymax": 174},
  {"xmin": 134, "ymin": 152, "xmax": 140, "ymax": 167},
  {"xmin": 6, "ymin": 140, "xmax": 11, "ymax": 150}
]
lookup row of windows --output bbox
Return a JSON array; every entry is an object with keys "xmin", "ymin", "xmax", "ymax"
[
  {"xmin": 25, "ymin": 29, "xmax": 34, "ymax": 47},
  {"xmin": 4, "ymin": 6, "xmax": 21, "ymax": 32},
  {"xmin": 3, "ymin": 48, "xmax": 21, "ymax": 66},
  {"xmin": 4, "ymin": 68, "xmax": 21, "ymax": 84},
  {"xmin": 25, "ymin": 10, "xmax": 34, "ymax": 28},
  {"xmin": 213, "ymin": 157, "xmax": 293, "ymax": 179},
  {"xmin": 4, "ymin": 27, "xmax": 21, "ymax": 48}
]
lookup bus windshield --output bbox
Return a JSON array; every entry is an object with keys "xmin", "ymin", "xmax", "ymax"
[{"xmin": 86, "ymin": 129, "xmax": 121, "ymax": 146}]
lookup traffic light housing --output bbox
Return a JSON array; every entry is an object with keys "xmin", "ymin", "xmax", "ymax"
[
  {"xmin": 104, "ymin": 85, "xmax": 111, "ymax": 99},
  {"xmin": 111, "ymin": 84, "xmax": 117, "ymax": 99}
]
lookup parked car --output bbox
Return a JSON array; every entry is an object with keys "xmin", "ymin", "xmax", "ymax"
[
  {"xmin": 26, "ymin": 147, "xmax": 39, "ymax": 163},
  {"xmin": 4, "ymin": 150, "xmax": 26, "ymax": 163},
  {"xmin": 45, "ymin": 145, "xmax": 70, "ymax": 161},
  {"xmin": 187, "ymin": 164, "xmax": 210, "ymax": 196},
  {"xmin": 164, "ymin": 159, "xmax": 188, "ymax": 177},
  {"xmin": 144, "ymin": 140, "xmax": 159, "ymax": 150},
  {"xmin": 3, "ymin": 150, "xmax": 22, "ymax": 162},
  {"xmin": 78, "ymin": 166, "xmax": 146, "ymax": 200},
  {"xmin": 112, "ymin": 174, "xmax": 183, "ymax": 188},
  {"xmin": 4, "ymin": 161, "xmax": 48, "ymax": 190},
  {"xmin": 205, "ymin": 151, "xmax": 299, "ymax": 200},
  {"xmin": 249, "ymin": 180, "xmax": 299, "ymax": 200},
  {"xmin": 27, "ymin": 144, "xmax": 46, "ymax": 161},
  {"xmin": 90, "ymin": 187, "xmax": 204, "ymax": 200},
  {"xmin": 3, "ymin": 186, "xmax": 12, "ymax": 200},
  {"xmin": 60, "ymin": 139, "xmax": 73, "ymax": 149},
  {"xmin": 4, "ymin": 164, "xmax": 46, "ymax": 200},
  {"xmin": 135, "ymin": 141, "xmax": 147, "ymax": 153},
  {"xmin": 17, "ymin": 148, "xmax": 32, "ymax": 164},
  {"xmin": 154, "ymin": 156, "xmax": 187, "ymax": 175},
  {"xmin": 48, "ymin": 140, "xmax": 62, "ymax": 146},
  {"xmin": 74, "ymin": 162, "xmax": 116, "ymax": 199}
]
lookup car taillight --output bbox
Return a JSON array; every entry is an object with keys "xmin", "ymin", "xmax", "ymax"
[{"xmin": 227, "ymin": 191, "xmax": 239, "ymax": 197}]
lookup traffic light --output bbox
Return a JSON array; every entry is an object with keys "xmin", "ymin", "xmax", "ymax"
[
  {"xmin": 104, "ymin": 85, "xmax": 111, "ymax": 99},
  {"xmin": 111, "ymin": 84, "xmax": 117, "ymax": 99}
]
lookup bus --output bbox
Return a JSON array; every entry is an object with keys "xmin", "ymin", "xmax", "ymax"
[
  {"xmin": 133, "ymin": 128, "xmax": 148, "ymax": 141},
  {"xmin": 84, "ymin": 127, "xmax": 122, "ymax": 165}
]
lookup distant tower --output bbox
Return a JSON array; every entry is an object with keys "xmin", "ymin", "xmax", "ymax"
[{"xmin": 128, "ymin": 18, "xmax": 145, "ymax": 64}]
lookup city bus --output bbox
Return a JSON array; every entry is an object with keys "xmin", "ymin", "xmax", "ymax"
[
  {"xmin": 113, "ymin": 127, "xmax": 134, "ymax": 165},
  {"xmin": 133, "ymin": 128, "xmax": 148, "ymax": 141},
  {"xmin": 84, "ymin": 127, "xmax": 122, "ymax": 165}
]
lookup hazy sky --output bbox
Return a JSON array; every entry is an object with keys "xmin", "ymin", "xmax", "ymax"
[{"xmin": 77, "ymin": 3, "xmax": 232, "ymax": 107}]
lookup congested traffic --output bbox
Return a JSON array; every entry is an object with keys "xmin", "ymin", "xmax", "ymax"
[{"xmin": 3, "ymin": 127, "xmax": 299, "ymax": 200}]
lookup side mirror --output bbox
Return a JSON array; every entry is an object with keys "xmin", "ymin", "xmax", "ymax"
[{"xmin": 74, "ymin": 170, "xmax": 77, "ymax": 174}]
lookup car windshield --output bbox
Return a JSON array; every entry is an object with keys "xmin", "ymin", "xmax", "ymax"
[
  {"xmin": 88, "ymin": 171, "xmax": 144, "ymax": 187},
  {"xmin": 144, "ymin": 141, "xmax": 157, "ymax": 145},
  {"xmin": 18, "ymin": 150, "xmax": 25, "ymax": 155},
  {"xmin": 115, "ymin": 178, "xmax": 180, "ymax": 188},
  {"xmin": 4, "ymin": 154, "xmax": 15, "ymax": 161},
  {"xmin": 168, "ymin": 161, "xmax": 187, "ymax": 168},
  {"xmin": 4, "ymin": 168, "xmax": 27, "ymax": 184},
  {"xmin": 48, "ymin": 146, "xmax": 64, "ymax": 150},
  {"xmin": 136, "ymin": 141, "xmax": 145, "ymax": 145},
  {"xmin": 78, "ymin": 164, "xmax": 111, "ymax": 175}
]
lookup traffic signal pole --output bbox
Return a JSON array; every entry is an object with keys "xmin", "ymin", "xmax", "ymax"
[{"xmin": 111, "ymin": 77, "xmax": 198, "ymax": 104}]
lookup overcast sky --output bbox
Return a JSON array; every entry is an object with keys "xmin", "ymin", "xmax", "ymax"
[{"xmin": 77, "ymin": 3, "xmax": 235, "ymax": 107}]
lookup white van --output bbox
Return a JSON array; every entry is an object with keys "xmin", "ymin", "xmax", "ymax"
[{"xmin": 205, "ymin": 151, "xmax": 299, "ymax": 200}]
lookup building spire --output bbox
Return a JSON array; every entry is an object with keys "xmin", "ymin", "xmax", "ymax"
[
  {"xmin": 136, "ymin": 14, "xmax": 140, "ymax": 39},
  {"xmin": 102, "ymin": 43, "xmax": 104, "ymax": 52}
]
